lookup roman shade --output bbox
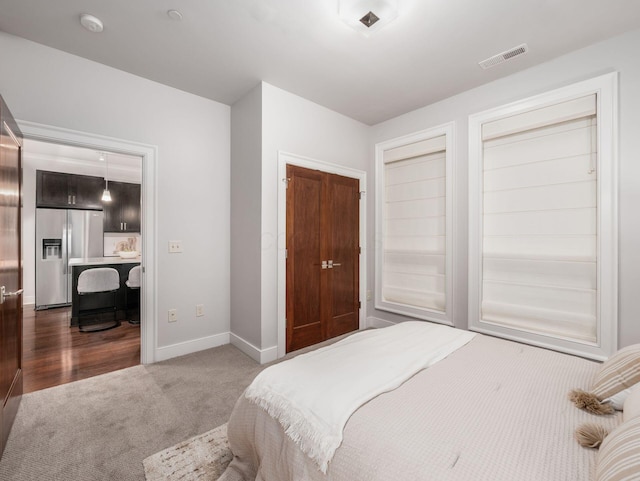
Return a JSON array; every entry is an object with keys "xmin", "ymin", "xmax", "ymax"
[
  {"xmin": 381, "ymin": 135, "xmax": 446, "ymax": 312},
  {"xmin": 480, "ymin": 94, "xmax": 598, "ymax": 342}
]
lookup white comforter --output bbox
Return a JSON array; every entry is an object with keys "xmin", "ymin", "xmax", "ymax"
[
  {"xmin": 244, "ymin": 322, "xmax": 476, "ymax": 472},
  {"xmin": 221, "ymin": 334, "xmax": 622, "ymax": 481}
]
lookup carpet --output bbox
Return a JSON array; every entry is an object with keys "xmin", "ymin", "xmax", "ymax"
[
  {"xmin": 0, "ymin": 344, "xmax": 261, "ymax": 481},
  {"xmin": 0, "ymin": 332, "xmax": 350, "ymax": 481},
  {"xmin": 143, "ymin": 423, "xmax": 232, "ymax": 481}
]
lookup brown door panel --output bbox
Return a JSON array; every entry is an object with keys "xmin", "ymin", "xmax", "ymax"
[
  {"xmin": 286, "ymin": 165, "xmax": 359, "ymax": 353},
  {"xmin": 328, "ymin": 174, "xmax": 359, "ymax": 319},
  {"xmin": 327, "ymin": 312, "xmax": 359, "ymax": 339},
  {"xmin": 0, "ymin": 95, "xmax": 23, "ymax": 459},
  {"xmin": 289, "ymin": 322, "xmax": 323, "ymax": 353}
]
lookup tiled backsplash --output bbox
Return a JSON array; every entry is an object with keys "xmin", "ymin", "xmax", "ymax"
[{"xmin": 104, "ymin": 233, "xmax": 141, "ymax": 257}]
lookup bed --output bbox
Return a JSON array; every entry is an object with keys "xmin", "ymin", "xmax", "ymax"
[{"xmin": 219, "ymin": 324, "xmax": 622, "ymax": 481}]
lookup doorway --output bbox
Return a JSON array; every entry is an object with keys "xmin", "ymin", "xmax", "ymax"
[
  {"xmin": 17, "ymin": 120, "xmax": 157, "ymax": 370},
  {"xmin": 277, "ymin": 152, "xmax": 367, "ymax": 357},
  {"xmin": 21, "ymin": 138, "xmax": 143, "ymax": 392}
]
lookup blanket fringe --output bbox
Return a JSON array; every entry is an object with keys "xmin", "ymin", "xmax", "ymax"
[{"xmin": 245, "ymin": 387, "xmax": 338, "ymax": 473}]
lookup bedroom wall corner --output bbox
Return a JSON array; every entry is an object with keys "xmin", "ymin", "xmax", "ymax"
[
  {"xmin": 230, "ymin": 83, "xmax": 263, "ymax": 351},
  {"xmin": 261, "ymin": 82, "xmax": 372, "ymax": 356},
  {"xmin": 230, "ymin": 332, "xmax": 278, "ymax": 364}
]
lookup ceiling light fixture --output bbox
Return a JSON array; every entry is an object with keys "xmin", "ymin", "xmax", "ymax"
[
  {"xmin": 79, "ymin": 14, "xmax": 104, "ymax": 33},
  {"xmin": 338, "ymin": 0, "xmax": 398, "ymax": 35},
  {"xmin": 101, "ymin": 152, "xmax": 112, "ymax": 202}
]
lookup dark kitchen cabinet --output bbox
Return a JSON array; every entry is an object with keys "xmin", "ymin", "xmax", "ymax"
[
  {"xmin": 36, "ymin": 170, "xmax": 104, "ymax": 210},
  {"xmin": 103, "ymin": 181, "xmax": 141, "ymax": 233}
]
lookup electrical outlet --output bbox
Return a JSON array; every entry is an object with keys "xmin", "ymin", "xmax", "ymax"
[
  {"xmin": 366, "ymin": 290, "xmax": 372, "ymax": 301},
  {"xmin": 168, "ymin": 240, "xmax": 183, "ymax": 253},
  {"xmin": 196, "ymin": 304, "xmax": 204, "ymax": 317},
  {"xmin": 168, "ymin": 309, "xmax": 178, "ymax": 322}
]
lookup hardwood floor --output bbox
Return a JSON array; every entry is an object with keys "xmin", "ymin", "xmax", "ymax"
[{"xmin": 22, "ymin": 306, "xmax": 140, "ymax": 393}]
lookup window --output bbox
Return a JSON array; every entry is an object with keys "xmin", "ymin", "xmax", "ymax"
[
  {"xmin": 375, "ymin": 123, "xmax": 454, "ymax": 324},
  {"xmin": 468, "ymin": 73, "xmax": 618, "ymax": 360}
]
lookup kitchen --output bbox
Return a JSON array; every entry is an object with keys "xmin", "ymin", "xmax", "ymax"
[{"xmin": 21, "ymin": 139, "xmax": 143, "ymax": 392}]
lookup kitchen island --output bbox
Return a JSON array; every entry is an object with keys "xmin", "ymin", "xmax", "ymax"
[{"xmin": 69, "ymin": 256, "xmax": 141, "ymax": 326}]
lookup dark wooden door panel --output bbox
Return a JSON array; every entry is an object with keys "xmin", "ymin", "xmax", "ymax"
[
  {"xmin": 286, "ymin": 166, "xmax": 324, "ymax": 352},
  {"xmin": 286, "ymin": 165, "xmax": 359, "ymax": 352},
  {"xmin": 0, "ymin": 95, "xmax": 23, "ymax": 459},
  {"xmin": 327, "ymin": 174, "xmax": 359, "ymax": 338}
]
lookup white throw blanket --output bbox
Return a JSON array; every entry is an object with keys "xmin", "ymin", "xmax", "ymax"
[{"xmin": 244, "ymin": 322, "xmax": 476, "ymax": 473}]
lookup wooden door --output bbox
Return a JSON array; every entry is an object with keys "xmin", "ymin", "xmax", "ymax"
[
  {"xmin": 286, "ymin": 164, "xmax": 359, "ymax": 352},
  {"xmin": 0, "ymin": 95, "xmax": 23, "ymax": 458}
]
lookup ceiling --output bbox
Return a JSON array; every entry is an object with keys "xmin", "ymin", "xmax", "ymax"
[
  {"xmin": 1, "ymin": 0, "xmax": 639, "ymax": 125},
  {"xmin": 23, "ymin": 138, "xmax": 142, "ymax": 176}
]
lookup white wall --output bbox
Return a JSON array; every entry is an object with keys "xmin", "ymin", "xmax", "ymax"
[
  {"xmin": 230, "ymin": 83, "xmax": 263, "ymax": 349},
  {"xmin": 369, "ymin": 28, "xmax": 640, "ymax": 347},
  {"xmin": 0, "ymin": 31, "xmax": 231, "ymax": 356},
  {"xmin": 260, "ymin": 82, "xmax": 370, "ymax": 351},
  {"xmin": 229, "ymin": 82, "xmax": 371, "ymax": 361}
]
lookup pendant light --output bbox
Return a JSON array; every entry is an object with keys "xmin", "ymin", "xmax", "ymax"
[{"xmin": 101, "ymin": 152, "xmax": 112, "ymax": 202}]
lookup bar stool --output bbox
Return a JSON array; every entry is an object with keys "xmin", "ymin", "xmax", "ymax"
[
  {"xmin": 77, "ymin": 267, "xmax": 121, "ymax": 333},
  {"xmin": 125, "ymin": 265, "xmax": 141, "ymax": 325}
]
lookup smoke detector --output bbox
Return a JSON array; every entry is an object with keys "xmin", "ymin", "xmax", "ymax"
[
  {"xmin": 80, "ymin": 14, "xmax": 104, "ymax": 33},
  {"xmin": 479, "ymin": 44, "xmax": 529, "ymax": 70}
]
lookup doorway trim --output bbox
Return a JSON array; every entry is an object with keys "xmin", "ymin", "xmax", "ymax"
[
  {"xmin": 277, "ymin": 151, "xmax": 367, "ymax": 358},
  {"xmin": 16, "ymin": 120, "xmax": 157, "ymax": 364}
]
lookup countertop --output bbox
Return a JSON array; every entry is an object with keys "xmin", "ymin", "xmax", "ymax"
[{"xmin": 69, "ymin": 256, "xmax": 141, "ymax": 267}]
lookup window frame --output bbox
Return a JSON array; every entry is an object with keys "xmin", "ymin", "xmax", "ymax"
[
  {"xmin": 375, "ymin": 122, "xmax": 455, "ymax": 325},
  {"xmin": 468, "ymin": 73, "xmax": 618, "ymax": 360}
]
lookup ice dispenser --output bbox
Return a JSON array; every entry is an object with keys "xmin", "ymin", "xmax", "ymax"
[{"xmin": 42, "ymin": 238, "xmax": 62, "ymax": 260}]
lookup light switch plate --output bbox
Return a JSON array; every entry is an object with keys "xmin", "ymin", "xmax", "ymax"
[
  {"xmin": 196, "ymin": 304, "xmax": 204, "ymax": 317},
  {"xmin": 168, "ymin": 309, "xmax": 178, "ymax": 322},
  {"xmin": 168, "ymin": 240, "xmax": 183, "ymax": 253}
]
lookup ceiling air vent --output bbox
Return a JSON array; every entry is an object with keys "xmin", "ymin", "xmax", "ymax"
[{"xmin": 478, "ymin": 44, "xmax": 529, "ymax": 70}]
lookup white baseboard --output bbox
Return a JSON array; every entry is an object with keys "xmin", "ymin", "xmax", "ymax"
[
  {"xmin": 366, "ymin": 316, "xmax": 397, "ymax": 329},
  {"xmin": 23, "ymin": 296, "xmax": 35, "ymax": 306},
  {"xmin": 155, "ymin": 332, "xmax": 230, "ymax": 362},
  {"xmin": 230, "ymin": 333, "xmax": 278, "ymax": 364}
]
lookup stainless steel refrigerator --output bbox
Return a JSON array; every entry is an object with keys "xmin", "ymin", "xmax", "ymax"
[{"xmin": 35, "ymin": 208, "xmax": 104, "ymax": 309}]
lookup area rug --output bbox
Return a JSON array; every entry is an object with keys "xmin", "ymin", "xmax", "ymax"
[{"xmin": 143, "ymin": 423, "xmax": 232, "ymax": 481}]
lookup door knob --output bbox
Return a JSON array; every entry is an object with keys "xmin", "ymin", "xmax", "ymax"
[{"xmin": 0, "ymin": 286, "xmax": 23, "ymax": 304}]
